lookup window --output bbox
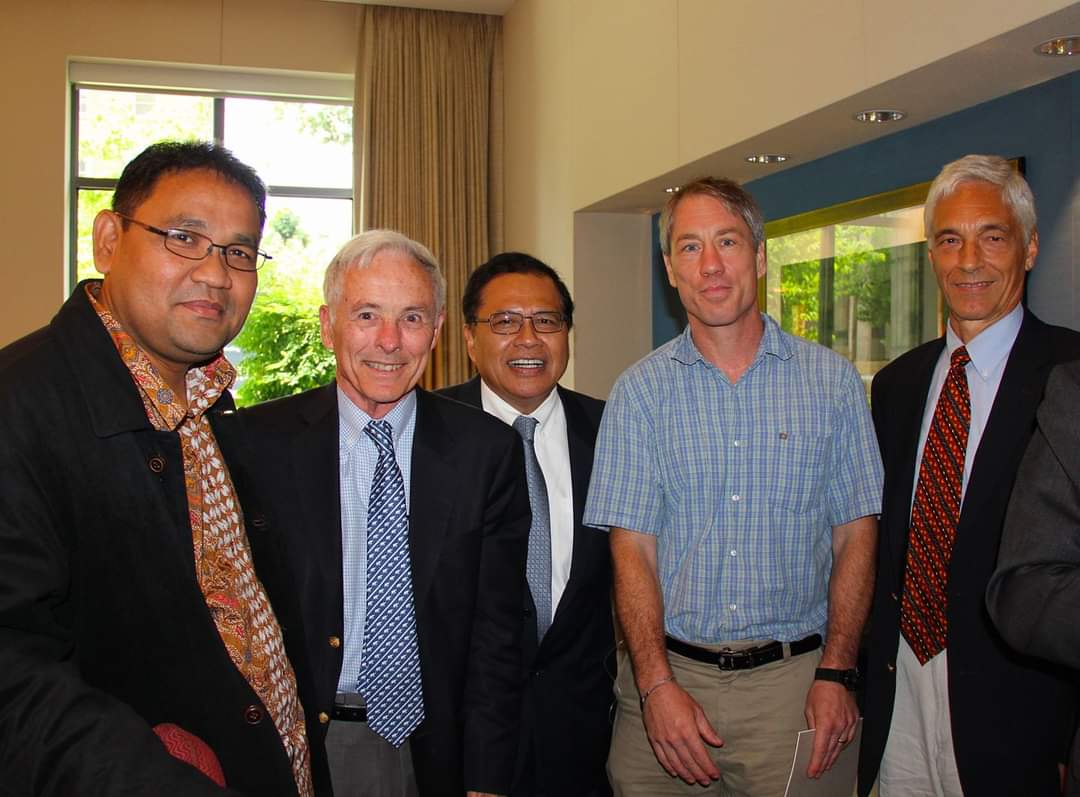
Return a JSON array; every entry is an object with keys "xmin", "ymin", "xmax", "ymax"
[
  {"xmin": 764, "ymin": 187, "xmax": 943, "ymax": 396},
  {"xmin": 71, "ymin": 67, "xmax": 353, "ymax": 403}
]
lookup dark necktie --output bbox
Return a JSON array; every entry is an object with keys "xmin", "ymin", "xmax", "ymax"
[
  {"xmin": 513, "ymin": 415, "xmax": 552, "ymax": 641},
  {"xmin": 900, "ymin": 346, "xmax": 971, "ymax": 665},
  {"xmin": 358, "ymin": 419, "xmax": 424, "ymax": 746}
]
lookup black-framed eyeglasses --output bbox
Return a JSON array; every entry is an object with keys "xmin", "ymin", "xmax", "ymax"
[
  {"xmin": 116, "ymin": 213, "xmax": 272, "ymax": 272},
  {"xmin": 473, "ymin": 311, "xmax": 567, "ymax": 335}
]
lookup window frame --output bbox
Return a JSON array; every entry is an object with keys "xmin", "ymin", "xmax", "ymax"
[{"xmin": 68, "ymin": 78, "xmax": 354, "ymax": 289}]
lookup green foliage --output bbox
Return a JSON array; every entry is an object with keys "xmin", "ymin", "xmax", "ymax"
[
  {"xmin": 234, "ymin": 279, "xmax": 336, "ymax": 406},
  {"xmin": 298, "ymin": 104, "xmax": 353, "ymax": 145},
  {"xmin": 270, "ymin": 208, "xmax": 310, "ymax": 246}
]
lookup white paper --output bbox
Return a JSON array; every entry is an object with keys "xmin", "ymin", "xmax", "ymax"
[{"xmin": 783, "ymin": 717, "xmax": 863, "ymax": 797}]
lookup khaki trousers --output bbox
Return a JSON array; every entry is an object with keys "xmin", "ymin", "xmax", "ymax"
[{"xmin": 608, "ymin": 640, "xmax": 821, "ymax": 797}]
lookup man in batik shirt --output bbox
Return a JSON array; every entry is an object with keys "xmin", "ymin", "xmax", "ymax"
[{"xmin": 0, "ymin": 141, "xmax": 311, "ymax": 795}]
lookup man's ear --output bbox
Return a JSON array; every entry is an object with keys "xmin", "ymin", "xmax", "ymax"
[
  {"xmin": 92, "ymin": 210, "xmax": 122, "ymax": 275},
  {"xmin": 319, "ymin": 305, "xmax": 335, "ymax": 351}
]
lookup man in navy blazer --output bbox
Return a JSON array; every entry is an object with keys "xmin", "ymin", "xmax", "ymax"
[
  {"xmin": 226, "ymin": 231, "xmax": 530, "ymax": 797},
  {"xmin": 859, "ymin": 155, "xmax": 1080, "ymax": 796},
  {"xmin": 440, "ymin": 253, "xmax": 614, "ymax": 797}
]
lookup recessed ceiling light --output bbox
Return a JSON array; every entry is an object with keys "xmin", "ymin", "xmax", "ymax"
[
  {"xmin": 1035, "ymin": 36, "xmax": 1079, "ymax": 56},
  {"xmin": 854, "ymin": 109, "xmax": 905, "ymax": 123},
  {"xmin": 745, "ymin": 154, "xmax": 789, "ymax": 164},
  {"xmin": 664, "ymin": 186, "xmax": 680, "ymax": 193}
]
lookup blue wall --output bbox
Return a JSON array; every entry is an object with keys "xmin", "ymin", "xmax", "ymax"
[{"xmin": 653, "ymin": 71, "xmax": 1080, "ymax": 347}]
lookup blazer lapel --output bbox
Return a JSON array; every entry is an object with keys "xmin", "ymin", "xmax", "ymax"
[
  {"xmin": 961, "ymin": 312, "xmax": 1050, "ymax": 527},
  {"xmin": 884, "ymin": 340, "xmax": 943, "ymax": 574},
  {"xmin": 409, "ymin": 390, "xmax": 454, "ymax": 609},
  {"xmin": 293, "ymin": 384, "xmax": 345, "ymax": 624}
]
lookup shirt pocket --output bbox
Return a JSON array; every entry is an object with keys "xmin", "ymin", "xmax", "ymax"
[{"xmin": 761, "ymin": 428, "xmax": 832, "ymax": 514}]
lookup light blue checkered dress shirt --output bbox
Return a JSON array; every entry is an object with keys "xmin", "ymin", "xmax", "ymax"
[
  {"xmin": 336, "ymin": 388, "xmax": 417, "ymax": 695},
  {"xmin": 584, "ymin": 314, "xmax": 882, "ymax": 644}
]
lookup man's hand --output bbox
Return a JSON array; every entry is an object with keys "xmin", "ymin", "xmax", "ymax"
[
  {"xmin": 642, "ymin": 680, "xmax": 724, "ymax": 785},
  {"xmin": 803, "ymin": 680, "xmax": 858, "ymax": 778}
]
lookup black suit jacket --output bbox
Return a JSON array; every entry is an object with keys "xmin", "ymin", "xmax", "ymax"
[
  {"xmin": 0, "ymin": 283, "xmax": 298, "ymax": 795},
  {"xmin": 988, "ymin": 359, "xmax": 1080, "ymax": 796},
  {"xmin": 226, "ymin": 385, "xmax": 531, "ymax": 796},
  {"xmin": 438, "ymin": 378, "xmax": 615, "ymax": 797},
  {"xmin": 859, "ymin": 310, "xmax": 1080, "ymax": 796}
]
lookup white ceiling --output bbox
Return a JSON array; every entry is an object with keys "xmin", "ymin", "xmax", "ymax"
[
  {"xmin": 584, "ymin": 4, "xmax": 1080, "ymax": 213},
  {"xmin": 321, "ymin": 0, "xmax": 515, "ymax": 15}
]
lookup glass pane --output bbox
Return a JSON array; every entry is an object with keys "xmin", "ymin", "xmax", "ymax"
[
  {"xmin": 230, "ymin": 196, "xmax": 352, "ymax": 406},
  {"xmin": 766, "ymin": 205, "xmax": 941, "ymax": 396},
  {"xmin": 77, "ymin": 89, "xmax": 214, "ymax": 178},
  {"xmin": 75, "ymin": 189, "xmax": 114, "ymax": 283},
  {"xmin": 224, "ymin": 98, "xmax": 352, "ymax": 188}
]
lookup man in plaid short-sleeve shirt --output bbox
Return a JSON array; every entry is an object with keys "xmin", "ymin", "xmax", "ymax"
[{"xmin": 584, "ymin": 177, "xmax": 882, "ymax": 797}]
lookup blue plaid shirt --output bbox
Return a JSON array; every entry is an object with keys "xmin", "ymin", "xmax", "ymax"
[
  {"xmin": 584, "ymin": 315, "xmax": 882, "ymax": 643},
  {"xmin": 336, "ymin": 388, "xmax": 417, "ymax": 695}
]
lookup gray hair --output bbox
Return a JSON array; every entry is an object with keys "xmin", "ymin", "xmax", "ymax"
[
  {"xmin": 322, "ymin": 229, "xmax": 447, "ymax": 316},
  {"xmin": 658, "ymin": 176, "xmax": 766, "ymax": 256},
  {"xmin": 924, "ymin": 155, "xmax": 1036, "ymax": 246}
]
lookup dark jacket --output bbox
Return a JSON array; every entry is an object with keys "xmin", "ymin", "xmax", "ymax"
[
  {"xmin": 0, "ymin": 282, "xmax": 300, "ymax": 795},
  {"xmin": 859, "ymin": 310, "xmax": 1080, "ymax": 796},
  {"xmin": 226, "ymin": 384, "xmax": 531, "ymax": 796},
  {"xmin": 438, "ymin": 378, "xmax": 615, "ymax": 797}
]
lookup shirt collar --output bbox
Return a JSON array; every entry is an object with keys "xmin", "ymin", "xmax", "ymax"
[
  {"xmin": 86, "ymin": 280, "xmax": 234, "ymax": 431},
  {"xmin": 337, "ymin": 386, "xmax": 417, "ymax": 452},
  {"xmin": 479, "ymin": 379, "xmax": 560, "ymax": 426},
  {"xmin": 669, "ymin": 312, "xmax": 793, "ymax": 367},
  {"xmin": 945, "ymin": 303, "xmax": 1023, "ymax": 381}
]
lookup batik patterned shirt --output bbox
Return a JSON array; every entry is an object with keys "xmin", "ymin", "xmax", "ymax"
[{"xmin": 87, "ymin": 282, "xmax": 312, "ymax": 795}]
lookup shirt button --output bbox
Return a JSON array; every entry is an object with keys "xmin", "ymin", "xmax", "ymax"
[
  {"xmin": 729, "ymin": 603, "xmax": 737, "ymax": 611},
  {"xmin": 733, "ymin": 440, "xmax": 741, "ymax": 447},
  {"xmin": 244, "ymin": 704, "xmax": 264, "ymax": 725},
  {"xmin": 318, "ymin": 712, "xmax": 330, "ymax": 724},
  {"xmin": 730, "ymin": 550, "xmax": 737, "ymax": 557},
  {"xmin": 328, "ymin": 636, "xmax": 341, "ymax": 648},
  {"xmin": 731, "ymin": 494, "xmax": 741, "ymax": 502}
]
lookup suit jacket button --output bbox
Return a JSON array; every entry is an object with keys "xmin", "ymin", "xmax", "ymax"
[
  {"xmin": 244, "ymin": 704, "xmax": 264, "ymax": 724},
  {"xmin": 523, "ymin": 607, "xmax": 532, "ymax": 617},
  {"xmin": 329, "ymin": 635, "xmax": 341, "ymax": 648},
  {"xmin": 249, "ymin": 514, "xmax": 267, "ymax": 529},
  {"xmin": 890, "ymin": 592, "xmax": 898, "ymax": 601},
  {"xmin": 886, "ymin": 662, "xmax": 896, "ymax": 673},
  {"xmin": 318, "ymin": 712, "xmax": 330, "ymax": 724},
  {"xmin": 147, "ymin": 455, "xmax": 166, "ymax": 474}
]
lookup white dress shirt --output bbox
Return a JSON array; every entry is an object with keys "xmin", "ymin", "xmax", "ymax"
[
  {"xmin": 336, "ymin": 388, "xmax": 417, "ymax": 695},
  {"xmin": 881, "ymin": 303, "xmax": 1023, "ymax": 797},
  {"xmin": 479, "ymin": 381, "xmax": 574, "ymax": 622}
]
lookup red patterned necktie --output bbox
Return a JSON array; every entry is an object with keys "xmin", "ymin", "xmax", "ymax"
[{"xmin": 900, "ymin": 346, "xmax": 971, "ymax": 665}]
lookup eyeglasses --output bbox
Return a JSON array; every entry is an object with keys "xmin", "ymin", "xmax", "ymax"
[
  {"xmin": 473, "ymin": 311, "xmax": 567, "ymax": 335},
  {"xmin": 116, "ymin": 214, "xmax": 272, "ymax": 272}
]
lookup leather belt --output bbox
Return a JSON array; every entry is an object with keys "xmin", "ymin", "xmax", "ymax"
[
  {"xmin": 665, "ymin": 633, "xmax": 822, "ymax": 671},
  {"xmin": 332, "ymin": 693, "xmax": 368, "ymax": 723}
]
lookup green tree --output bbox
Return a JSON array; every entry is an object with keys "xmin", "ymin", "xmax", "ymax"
[{"xmin": 233, "ymin": 276, "xmax": 335, "ymax": 406}]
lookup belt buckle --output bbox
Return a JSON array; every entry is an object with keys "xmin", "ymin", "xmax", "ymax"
[{"xmin": 716, "ymin": 649, "xmax": 742, "ymax": 670}]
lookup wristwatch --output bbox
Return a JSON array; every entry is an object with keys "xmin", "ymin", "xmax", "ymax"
[{"xmin": 814, "ymin": 667, "xmax": 860, "ymax": 691}]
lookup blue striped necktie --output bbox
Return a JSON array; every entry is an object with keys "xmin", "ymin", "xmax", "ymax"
[
  {"xmin": 358, "ymin": 419, "xmax": 424, "ymax": 746},
  {"xmin": 513, "ymin": 415, "xmax": 552, "ymax": 641}
]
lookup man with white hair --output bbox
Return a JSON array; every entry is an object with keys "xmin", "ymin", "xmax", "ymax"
[
  {"xmin": 859, "ymin": 155, "xmax": 1080, "ymax": 796},
  {"xmin": 227, "ymin": 230, "xmax": 530, "ymax": 797}
]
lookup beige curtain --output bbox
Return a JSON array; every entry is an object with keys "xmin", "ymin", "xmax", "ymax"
[{"xmin": 353, "ymin": 6, "xmax": 504, "ymax": 390}]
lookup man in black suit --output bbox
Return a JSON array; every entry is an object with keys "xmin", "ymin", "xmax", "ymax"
[
  {"xmin": 987, "ymin": 358, "xmax": 1080, "ymax": 796},
  {"xmin": 0, "ymin": 141, "xmax": 310, "ymax": 794},
  {"xmin": 229, "ymin": 231, "xmax": 530, "ymax": 796},
  {"xmin": 859, "ymin": 154, "xmax": 1080, "ymax": 796},
  {"xmin": 440, "ymin": 253, "xmax": 614, "ymax": 797}
]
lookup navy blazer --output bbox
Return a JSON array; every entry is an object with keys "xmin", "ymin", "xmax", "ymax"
[
  {"xmin": 438, "ymin": 378, "xmax": 615, "ymax": 797},
  {"xmin": 225, "ymin": 384, "xmax": 531, "ymax": 796},
  {"xmin": 0, "ymin": 283, "xmax": 298, "ymax": 795},
  {"xmin": 859, "ymin": 310, "xmax": 1080, "ymax": 796}
]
